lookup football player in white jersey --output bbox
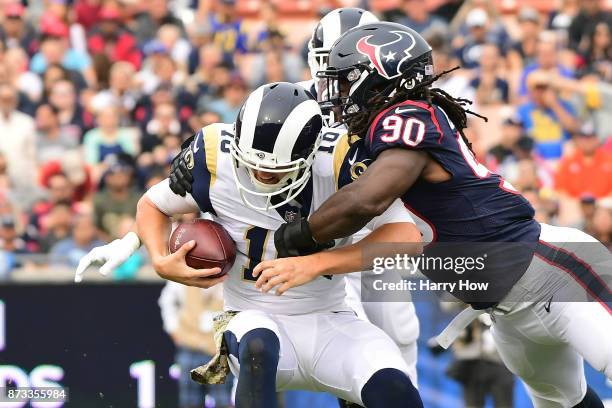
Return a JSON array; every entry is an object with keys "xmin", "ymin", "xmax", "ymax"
[
  {"xmin": 76, "ymin": 7, "xmax": 422, "ymax": 388},
  {"xmin": 82, "ymin": 82, "xmax": 425, "ymax": 407}
]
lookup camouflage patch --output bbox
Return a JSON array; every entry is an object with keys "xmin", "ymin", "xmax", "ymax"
[{"xmin": 190, "ymin": 310, "xmax": 239, "ymax": 385}]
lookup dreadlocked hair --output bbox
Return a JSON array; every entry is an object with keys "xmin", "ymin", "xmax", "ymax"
[{"xmin": 346, "ymin": 65, "xmax": 487, "ymax": 153}]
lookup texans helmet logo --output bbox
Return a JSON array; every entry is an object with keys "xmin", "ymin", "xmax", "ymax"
[{"xmin": 356, "ymin": 31, "xmax": 417, "ymax": 79}]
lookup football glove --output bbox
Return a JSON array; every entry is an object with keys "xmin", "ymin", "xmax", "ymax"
[
  {"xmin": 74, "ymin": 231, "xmax": 141, "ymax": 282},
  {"xmin": 169, "ymin": 134, "xmax": 196, "ymax": 196},
  {"xmin": 274, "ymin": 217, "xmax": 335, "ymax": 258}
]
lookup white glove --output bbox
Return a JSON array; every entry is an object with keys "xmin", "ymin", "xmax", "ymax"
[{"xmin": 75, "ymin": 232, "xmax": 141, "ymax": 283}]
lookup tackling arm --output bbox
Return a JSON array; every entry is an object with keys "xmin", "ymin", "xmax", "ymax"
[
  {"xmin": 306, "ymin": 148, "xmax": 427, "ymax": 243},
  {"xmin": 254, "ymin": 198, "xmax": 423, "ymax": 295}
]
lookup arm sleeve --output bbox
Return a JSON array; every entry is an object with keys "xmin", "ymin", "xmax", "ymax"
[
  {"xmin": 365, "ymin": 198, "xmax": 415, "ymax": 231},
  {"xmin": 145, "ymin": 179, "xmax": 200, "ymax": 215}
]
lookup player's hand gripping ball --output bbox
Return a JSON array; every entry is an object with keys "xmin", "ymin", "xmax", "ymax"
[{"xmin": 169, "ymin": 219, "xmax": 236, "ymax": 277}]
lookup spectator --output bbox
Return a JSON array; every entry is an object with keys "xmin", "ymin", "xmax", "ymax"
[
  {"xmin": 28, "ymin": 172, "xmax": 76, "ymax": 241},
  {"xmin": 555, "ymin": 123, "xmax": 612, "ymax": 199},
  {"xmin": 49, "ymin": 79, "xmax": 91, "ymax": 141},
  {"xmin": 517, "ymin": 70, "xmax": 578, "ymax": 161},
  {"xmin": 134, "ymin": 81, "xmax": 195, "ymax": 138},
  {"xmin": 591, "ymin": 198, "xmax": 612, "ymax": 246},
  {"xmin": 30, "ymin": 25, "xmax": 92, "ymax": 81},
  {"xmin": 206, "ymin": 74, "xmax": 247, "ymax": 123},
  {"xmin": 0, "ymin": 215, "xmax": 27, "ymax": 254},
  {"xmin": 38, "ymin": 202, "xmax": 73, "ymax": 253},
  {"xmin": 0, "ymin": 83, "xmax": 37, "ymax": 189},
  {"xmin": 93, "ymin": 156, "xmax": 140, "ymax": 238},
  {"xmin": 486, "ymin": 114, "xmax": 523, "ymax": 171},
  {"xmin": 186, "ymin": 21, "xmax": 213, "ymax": 75},
  {"xmin": 138, "ymin": 50, "xmax": 181, "ymax": 95},
  {"xmin": 391, "ymin": 0, "xmax": 448, "ymax": 37},
  {"xmin": 0, "ymin": 3, "xmax": 37, "ymax": 56},
  {"xmin": 468, "ymin": 43, "xmax": 509, "ymax": 106},
  {"xmin": 518, "ymin": 36, "xmax": 574, "ymax": 97},
  {"xmin": 185, "ymin": 43, "xmax": 224, "ymax": 100},
  {"xmin": 91, "ymin": 61, "xmax": 139, "ymax": 122},
  {"xmin": 454, "ymin": 8, "xmax": 493, "ymax": 69},
  {"xmin": 39, "ymin": 150, "xmax": 93, "ymax": 203},
  {"xmin": 250, "ymin": 31, "xmax": 304, "ymax": 87},
  {"xmin": 207, "ymin": 0, "xmax": 248, "ymax": 63},
  {"xmin": 548, "ymin": 0, "xmax": 580, "ymax": 39},
  {"xmin": 0, "ymin": 62, "xmax": 37, "ymax": 116},
  {"xmin": 578, "ymin": 21, "xmax": 612, "ymax": 82},
  {"xmin": 74, "ymin": 0, "xmax": 103, "ymax": 32},
  {"xmin": 451, "ymin": 0, "xmax": 510, "ymax": 57},
  {"xmin": 189, "ymin": 109, "xmax": 222, "ymax": 134},
  {"xmin": 134, "ymin": 0, "xmax": 185, "ymax": 47},
  {"xmin": 507, "ymin": 8, "xmax": 542, "ymax": 75},
  {"xmin": 157, "ymin": 24, "xmax": 192, "ymax": 71},
  {"xmin": 49, "ymin": 212, "xmax": 104, "ymax": 267},
  {"xmin": 35, "ymin": 104, "xmax": 79, "ymax": 164},
  {"xmin": 253, "ymin": 1, "xmax": 283, "ymax": 50},
  {"xmin": 41, "ymin": 63, "xmax": 87, "ymax": 101},
  {"xmin": 431, "ymin": 42, "xmax": 473, "ymax": 99},
  {"xmin": 4, "ymin": 48, "xmax": 44, "ymax": 104},
  {"xmin": 578, "ymin": 194, "xmax": 597, "ymax": 235},
  {"xmin": 567, "ymin": 0, "xmax": 612, "ymax": 52},
  {"xmin": 87, "ymin": 6, "xmax": 142, "ymax": 70},
  {"xmin": 142, "ymin": 102, "xmax": 181, "ymax": 153},
  {"xmin": 83, "ymin": 106, "xmax": 137, "ymax": 167}
]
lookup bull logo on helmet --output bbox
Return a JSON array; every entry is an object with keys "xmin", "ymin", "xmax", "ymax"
[{"xmin": 356, "ymin": 30, "xmax": 416, "ymax": 80}]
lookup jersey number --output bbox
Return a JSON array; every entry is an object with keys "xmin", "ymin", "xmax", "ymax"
[
  {"xmin": 380, "ymin": 115, "xmax": 425, "ymax": 147},
  {"xmin": 317, "ymin": 130, "xmax": 343, "ymax": 153},
  {"xmin": 242, "ymin": 226, "xmax": 271, "ymax": 282},
  {"xmin": 456, "ymin": 134, "xmax": 519, "ymax": 193}
]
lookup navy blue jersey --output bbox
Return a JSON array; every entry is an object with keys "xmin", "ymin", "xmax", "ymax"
[{"xmin": 365, "ymin": 100, "xmax": 541, "ymax": 243}]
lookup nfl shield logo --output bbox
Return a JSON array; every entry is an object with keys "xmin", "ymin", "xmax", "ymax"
[{"xmin": 284, "ymin": 210, "xmax": 297, "ymax": 222}]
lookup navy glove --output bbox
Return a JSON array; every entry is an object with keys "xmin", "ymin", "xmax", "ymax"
[{"xmin": 169, "ymin": 135, "xmax": 195, "ymax": 196}]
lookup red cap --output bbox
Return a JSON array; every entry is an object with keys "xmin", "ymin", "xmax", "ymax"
[
  {"xmin": 40, "ymin": 14, "xmax": 69, "ymax": 38},
  {"xmin": 5, "ymin": 3, "xmax": 26, "ymax": 18},
  {"xmin": 99, "ymin": 6, "xmax": 121, "ymax": 21}
]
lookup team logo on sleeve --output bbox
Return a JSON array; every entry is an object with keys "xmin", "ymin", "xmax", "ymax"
[
  {"xmin": 350, "ymin": 159, "xmax": 371, "ymax": 180},
  {"xmin": 183, "ymin": 149, "xmax": 195, "ymax": 170},
  {"xmin": 356, "ymin": 31, "xmax": 416, "ymax": 80}
]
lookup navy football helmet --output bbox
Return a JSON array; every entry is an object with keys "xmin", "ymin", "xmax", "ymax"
[
  {"xmin": 231, "ymin": 82, "xmax": 323, "ymax": 210},
  {"xmin": 317, "ymin": 22, "xmax": 433, "ymax": 119}
]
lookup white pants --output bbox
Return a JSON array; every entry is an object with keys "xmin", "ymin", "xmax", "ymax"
[
  {"xmin": 225, "ymin": 309, "xmax": 412, "ymax": 406},
  {"xmin": 491, "ymin": 224, "xmax": 612, "ymax": 408},
  {"xmin": 344, "ymin": 272, "xmax": 419, "ymax": 385}
]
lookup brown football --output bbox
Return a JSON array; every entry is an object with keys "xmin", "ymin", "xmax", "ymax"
[{"xmin": 169, "ymin": 219, "xmax": 236, "ymax": 277}]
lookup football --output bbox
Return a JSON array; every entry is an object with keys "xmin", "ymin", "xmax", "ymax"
[{"xmin": 169, "ymin": 219, "xmax": 236, "ymax": 276}]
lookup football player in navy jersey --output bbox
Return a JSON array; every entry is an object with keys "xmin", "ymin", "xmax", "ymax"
[{"xmin": 258, "ymin": 22, "xmax": 612, "ymax": 408}]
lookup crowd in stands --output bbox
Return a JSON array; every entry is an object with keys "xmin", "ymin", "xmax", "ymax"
[{"xmin": 0, "ymin": 0, "xmax": 610, "ymax": 279}]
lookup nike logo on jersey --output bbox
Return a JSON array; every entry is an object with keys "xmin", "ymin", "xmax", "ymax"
[
  {"xmin": 193, "ymin": 131, "xmax": 201, "ymax": 153},
  {"xmin": 395, "ymin": 107, "xmax": 419, "ymax": 114},
  {"xmin": 348, "ymin": 149, "xmax": 359, "ymax": 165},
  {"xmin": 544, "ymin": 296, "xmax": 553, "ymax": 313}
]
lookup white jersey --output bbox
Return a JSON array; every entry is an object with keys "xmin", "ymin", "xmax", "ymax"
[{"xmin": 147, "ymin": 123, "xmax": 414, "ymax": 315}]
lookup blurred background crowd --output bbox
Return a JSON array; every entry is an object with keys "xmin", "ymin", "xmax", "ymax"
[{"xmin": 0, "ymin": 0, "xmax": 610, "ymax": 280}]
